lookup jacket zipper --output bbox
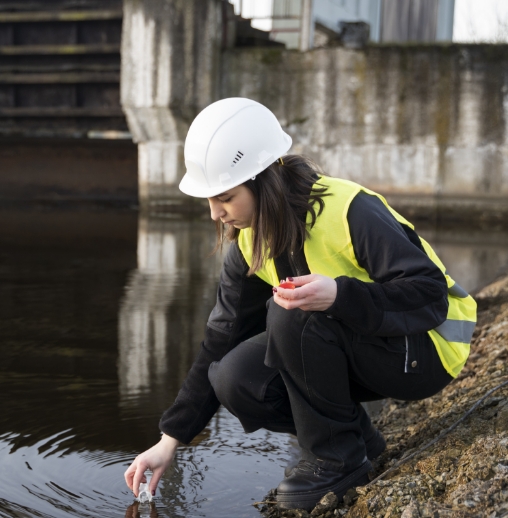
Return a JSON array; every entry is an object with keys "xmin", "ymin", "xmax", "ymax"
[
  {"xmin": 404, "ymin": 335, "xmax": 409, "ymax": 373},
  {"xmin": 290, "ymin": 250, "xmax": 302, "ymax": 277}
]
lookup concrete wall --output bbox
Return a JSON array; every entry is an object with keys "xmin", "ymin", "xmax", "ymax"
[
  {"xmin": 120, "ymin": 1, "xmax": 508, "ymax": 218},
  {"xmin": 121, "ymin": 0, "xmax": 222, "ymax": 207},
  {"xmin": 221, "ymin": 44, "xmax": 508, "ymax": 219}
]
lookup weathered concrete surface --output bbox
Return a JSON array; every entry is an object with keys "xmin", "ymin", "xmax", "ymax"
[
  {"xmin": 121, "ymin": 0, "xmax": 222, "ymax": 207},
  {"xmin": 120, "ymin": 1, "xmax": 508, "ymax": 218},
  {"xmin": 221, "ymin": 44, "xmax": 508, "ymax": 219}
]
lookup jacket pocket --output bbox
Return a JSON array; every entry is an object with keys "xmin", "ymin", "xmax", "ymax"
[
  {"xmin": 355, "ymin": 334, "xmax": 406, "ymax": 369},
  {"xmin": 404, "ymin": 333, "xmax": 425, "ymax": 374}
]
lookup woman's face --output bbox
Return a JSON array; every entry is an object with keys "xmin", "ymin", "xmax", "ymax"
[{"xmin": 208, "ymin": 184, "xmax": 256, "ymax": 229}]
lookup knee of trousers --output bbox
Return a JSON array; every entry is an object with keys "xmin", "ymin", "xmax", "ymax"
[
  {"xmin": 266, "ymin": 298, "xmax": 310, "ymax": 341},
  {"xmin": 208, "ymin": 349, "xmax": 256, "ymax": 414},
  {"xmin": 265, "ymin": 298, "xmax": 322, "ymax": 369}
]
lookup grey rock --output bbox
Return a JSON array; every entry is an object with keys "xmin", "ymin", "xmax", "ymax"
[
  {"xmin": 496, "ymin": 404, "xmax": 508, "ymax": 433},
  {"xmin": 342, "ymin": 488, "xmax": 358, "ymax": 506},
  {"xmin": 310, "ymin": 492, "xmax": 338, "ymax": 515},
  {"xmin": 286, "ymin": 510, "xmax": 310, "ymax": 518},
  {"xmin": 401, "ymin": 499, "xmax": 420, "ymax": 518}
]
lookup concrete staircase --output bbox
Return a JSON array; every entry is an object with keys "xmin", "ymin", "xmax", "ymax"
[{"xmin": 0, "ymin": 0, "xmax": 128, "ymax": 138}]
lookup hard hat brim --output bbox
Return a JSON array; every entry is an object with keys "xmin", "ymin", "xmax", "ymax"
[
  {"xmin": 179, "ymin": 132, "xmax": 292, "ymax": 198},
  {"xmin": 179, "ymin": 164, "xmax": 267, "ymax": 198}
]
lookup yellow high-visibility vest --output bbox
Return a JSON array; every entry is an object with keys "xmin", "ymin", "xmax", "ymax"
[{"xmin": 238, "ymin": 176, "xmax": 476, "ymax": 378}]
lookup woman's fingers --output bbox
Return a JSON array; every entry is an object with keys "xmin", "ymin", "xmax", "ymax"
[
  {"xmin": 125, "ymin": 435, "xmax": 180, "ymax": 499},
  {"xmin": 132, "ymin": 460, "xmax": 149, "ymax": 497},
  {"xmin": 287, "ymin": 274, "xmax": 318, "ymax": 287},
  {"xmin": 149, "ymin": 467, "xmax": 165, "ymax": 496},
  {"xmin": 277, "ymin": 298, "xmax": 307, "ymax": 310},
  {"xmin": 276, "ymin": 282, "xmax": 313, "ymax": 301},
  {"xmin": 274, "ymin": 274, "xmax": 337, "ymax": 311},
  {"xmin": 274, "ymin": 287, "xmax": 309, "ymax": 310},
  {"xmin": 124, "ymin": 456, "xmax": 152, "ymax": 497},
  {"xmin": 124, "ymin": 460, "xmax": 137, "ymax": 491}
]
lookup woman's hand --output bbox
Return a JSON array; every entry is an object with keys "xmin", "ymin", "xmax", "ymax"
[
  {"xmin": 273, "ymin": 274, "xmax": 337, "ymax": 312},
  {"xmin": 124, "ymin": 434, "xmax": 179, "ymax": 498}
]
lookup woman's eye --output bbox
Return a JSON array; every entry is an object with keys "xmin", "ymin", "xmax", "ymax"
[{"xmin": 221, "ymin": 197, "xmax": 232, "ymax": 203}]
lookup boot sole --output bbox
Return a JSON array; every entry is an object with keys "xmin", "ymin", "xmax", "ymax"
[{"xmin": 276, "ymin": 460, "xmax": 372, "ymax": 511}]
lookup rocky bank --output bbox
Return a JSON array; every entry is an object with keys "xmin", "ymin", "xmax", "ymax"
[{"xmin": 258, "ymin": 273, "xmax": 508, "ymax": 518}]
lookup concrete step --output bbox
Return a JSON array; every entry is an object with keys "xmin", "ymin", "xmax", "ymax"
[
  {"xmin": 0, "ymin": 71, "xmax": 119, "ymax": 83},
  {"xmin": 0, "ymin": 106, "xmax": 124, "ymax": 116},
  {"xmin": 0, "ymin": 44, "xmax": 120, "ymax": 55},
  {"xmin": 0, "ymin": 9, "xmax": 122, "ymax": 23}
]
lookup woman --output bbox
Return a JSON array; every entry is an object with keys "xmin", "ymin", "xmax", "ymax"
[{"xmin": 124, "ymin": 98, "xmax": 476, "ymax": 511}]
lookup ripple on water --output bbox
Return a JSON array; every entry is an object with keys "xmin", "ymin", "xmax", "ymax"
[
  {"xmin": 0, "ymin": 408, "xmax": 298, "ymax": 518},
  {"xmin": 0, "ymin": 433, "xmax": 131, "ymax": 518},
  {"xmin": 0, "ymin": 213, "xmax": 304, "ymax": 518},
  {"xmin": 153, "ymin": 409, "xmax": 296, "ymax": 518}
]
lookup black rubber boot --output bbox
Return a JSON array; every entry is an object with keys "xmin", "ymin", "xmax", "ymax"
[
  {"xmin": 364, "ymin": 428, "xmax": 386, "ymax": 460},
  {"xmin": 284, "ymin": 428, "xmax": 385, "ymax": 478},
  {"xmin": 276, "ymin": 458, "xmax": 372, "ymax": 511},
  {"xmin": 357, "ymin": 403, "xmax": 386, "ymax": 460}
]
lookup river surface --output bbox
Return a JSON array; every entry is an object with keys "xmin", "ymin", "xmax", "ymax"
[{"xmin": 0, "ymin": 208, "xmax": 507, "ymax": 518}]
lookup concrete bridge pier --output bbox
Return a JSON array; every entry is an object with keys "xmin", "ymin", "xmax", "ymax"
[{"xmin": 121, "ymin": 0, "xmax": 222, "ymax": 209}]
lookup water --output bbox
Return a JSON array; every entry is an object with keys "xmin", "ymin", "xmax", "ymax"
[{"xmin": 0, "ymin": 207, "xmax": 506, "ymax": 518}]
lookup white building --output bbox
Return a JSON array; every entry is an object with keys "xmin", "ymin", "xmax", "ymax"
[{"xmin": 230, "ymin": 0, "xmax": 455, "ymax": 50}]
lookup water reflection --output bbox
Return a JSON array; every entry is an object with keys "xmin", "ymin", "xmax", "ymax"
[
  {"xmin": 118, "ymin": 215, "xmax": 223, "ymax": 418},
  {"xmin": 0, "ymin": 207, "xmax": 507, "ymax": 518},
  {"xmin": 0, "ymin": 208, "xmax": 294, "ymax": 518},
  {"xmin": 125, "ymin": 502, "xmax": 159, "ymax": 518}
]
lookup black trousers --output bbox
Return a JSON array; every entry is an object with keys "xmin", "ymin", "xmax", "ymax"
[{"xmin": 208, "ymin": 300, "xmax": 453, "ymax": 472}]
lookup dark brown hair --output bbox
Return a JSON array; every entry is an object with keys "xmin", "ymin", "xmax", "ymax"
[{"xmin": 214, "ymin": 154, "xmax": 331, "ymax": 275}]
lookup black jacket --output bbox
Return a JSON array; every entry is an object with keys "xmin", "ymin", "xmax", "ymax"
[{"xmin": 159, "ymin": 192, "xmax": 448, "ymax": 443}]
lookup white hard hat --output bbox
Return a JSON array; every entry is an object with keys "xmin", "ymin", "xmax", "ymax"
[{"xmin": 179, "ymin": 97, "xmax": 292, "ymax": 198}]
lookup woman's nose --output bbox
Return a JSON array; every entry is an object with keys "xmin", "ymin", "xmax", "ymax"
[{"xmin": 208, "ymin": 200, "xmax": 226, "ymax": 221}]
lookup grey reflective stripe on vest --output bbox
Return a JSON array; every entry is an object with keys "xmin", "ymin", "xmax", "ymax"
[
  {"xmin": 435, "ymin": 319, "xmax": 476, "ymax": 343},
  {"xmin": 448, "ymin": 282, "xmax": 469, "ymax": 298}
]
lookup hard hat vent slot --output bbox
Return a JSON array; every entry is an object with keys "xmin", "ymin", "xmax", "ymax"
[{"xmin": 231, "ymin": 150, "xmax": 244, "ymax": 168}]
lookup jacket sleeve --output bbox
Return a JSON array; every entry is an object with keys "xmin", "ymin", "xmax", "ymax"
[
  {"xmin": 325, "ymin": 192, "xmax": 449, "ymax": 336},
  {"xmin": 159, "ymin": 242, "xmax": 273, "ymax": 444}
]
